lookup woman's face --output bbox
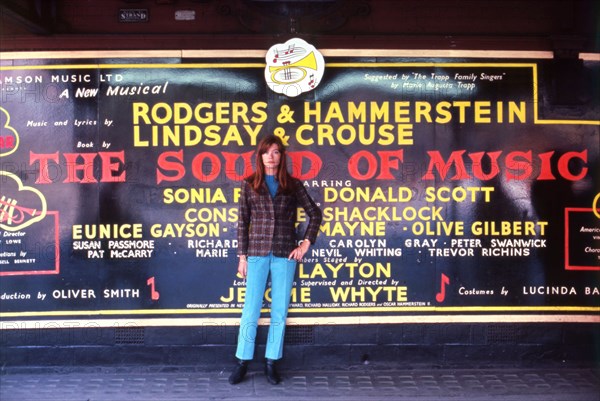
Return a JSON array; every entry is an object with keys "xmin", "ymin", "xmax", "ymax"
[{"xmin": 262, "ymin": 143, "xmax": 281, "ymax": 174}]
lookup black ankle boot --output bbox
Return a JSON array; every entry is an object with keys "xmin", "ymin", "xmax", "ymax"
[
  {"xmin": 264, "ymin": 359, "xmax": 281, "ymax": 385},
  {"xmin": 228, "ymin": 360, "xmax": 248, "ymax": 385}
]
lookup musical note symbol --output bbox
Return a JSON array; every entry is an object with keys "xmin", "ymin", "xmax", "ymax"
[
  {"xmin": 273, "ymin": 44, "xmax": 295, "ymax": 63},
  {"xmin": 435, "ymin": 273, "xmax": 450, "ymax": 303},
  {"xmin": 147, "ymin": 277, "xmax": 160, "ymax": 301},
  {"xmin": 308, "ymin": 73, "xmax": 315, "ymax": 88}
]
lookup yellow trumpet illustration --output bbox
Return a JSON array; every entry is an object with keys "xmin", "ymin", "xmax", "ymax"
[
  {"xmin": 268, "ymin": 52, "xmax": 318, "ymax": 85},
  {"xmin": 0, "ymin": 171, "xmax": 47, "ymax": 231}
]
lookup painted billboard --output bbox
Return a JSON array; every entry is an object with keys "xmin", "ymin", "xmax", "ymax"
[{"xmin": 0, "ymin": 49, "xmax": 598, "ymax": 328}]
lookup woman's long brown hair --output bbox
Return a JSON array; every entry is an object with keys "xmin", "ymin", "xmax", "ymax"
[{"xmin": 248, "ymin": 135, "xmax": 293, "ymax": 193}]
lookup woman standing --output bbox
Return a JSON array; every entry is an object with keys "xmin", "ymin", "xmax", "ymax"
[{"xmin": 229, "ymin": 135, "xmax": 322, "ymax": 385}]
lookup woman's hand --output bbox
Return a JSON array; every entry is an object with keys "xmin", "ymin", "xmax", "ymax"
[
  {"xmin": 288, "ymin": 239, "xmax": 311, "ymax": 261},
  {"xmin": 238, "ymin": 257, "xmax": 248, "ymax": 278}
]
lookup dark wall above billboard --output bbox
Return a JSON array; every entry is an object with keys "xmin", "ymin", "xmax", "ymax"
[{"xmin": 0, "ymin": 0, "xmax": 598, "ymax": 53}]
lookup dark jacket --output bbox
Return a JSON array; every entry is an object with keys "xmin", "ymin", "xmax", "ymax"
[{"xmin": 237, "ymin": 177, "xmax": 322, "ymax": 258}]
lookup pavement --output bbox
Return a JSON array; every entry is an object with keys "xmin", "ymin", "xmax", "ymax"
[{"xmin": 1, "ymin": 364, "xmax": 599, "ymax": 401}]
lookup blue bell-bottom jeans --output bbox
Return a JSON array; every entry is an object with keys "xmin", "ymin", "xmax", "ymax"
[{"xmin": 235, "ymin": 253, "xmax": 296, "ymax": 361}]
